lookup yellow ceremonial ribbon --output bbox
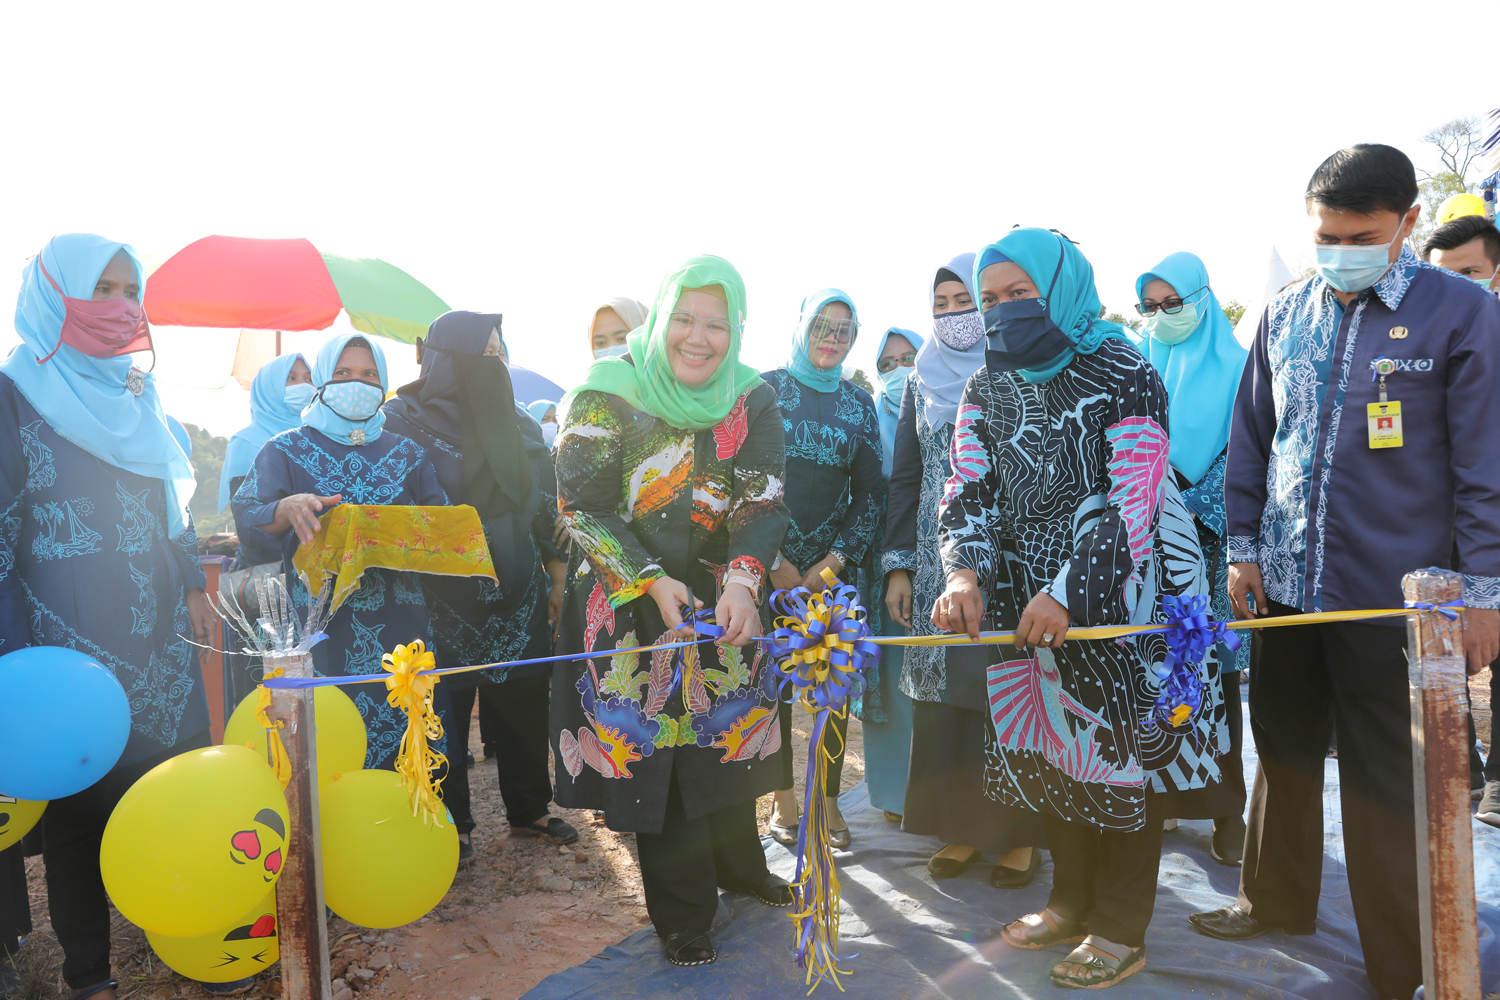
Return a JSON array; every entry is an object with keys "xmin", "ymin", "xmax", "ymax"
[
  {"xmin": 253, "ymin": 667, "xmax": 292, "ymax": 790},
  {"xmin": 381, "ymin": 641, "xmax": 448, "ymax": 824}
]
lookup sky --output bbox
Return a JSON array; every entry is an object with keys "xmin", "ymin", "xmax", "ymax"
[{"xmin": 0, "ymin": 1, "xmax": 1490, "ymax": 437}]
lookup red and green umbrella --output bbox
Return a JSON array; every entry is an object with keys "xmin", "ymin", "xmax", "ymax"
[{"xmin": 143, "ymin": 236, "xmax": 449, "ymax": 345}]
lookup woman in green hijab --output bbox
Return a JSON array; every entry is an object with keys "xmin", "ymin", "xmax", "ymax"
[{"xmin": 550, "ymin": 255, "xmax": 793, "ymax": 967}]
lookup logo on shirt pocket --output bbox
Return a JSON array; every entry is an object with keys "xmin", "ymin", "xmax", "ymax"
[{"xmin": 1367, "ymin": 357, "xmax": 1433, "ymax": 373}]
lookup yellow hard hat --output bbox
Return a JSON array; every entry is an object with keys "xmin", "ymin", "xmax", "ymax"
[{"xmin": 1437, "ymin": 192, "xmax": 1486, "ymax": 224}]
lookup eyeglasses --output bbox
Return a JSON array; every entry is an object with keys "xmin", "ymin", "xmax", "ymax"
[
  {"xmin": 1134, "ymin": 286, "xmax": 1206, "ymax": 316},
  {"xmin": 667, "ymin": 311, "xmax": 734, "ymax": 337},
  {"xmin": 809, "ymin": 315, "xmax": 857, "ymax": 344},
  {"xmin": 876, "ymin": 352, "xmax": 918, "ymax": 374}
]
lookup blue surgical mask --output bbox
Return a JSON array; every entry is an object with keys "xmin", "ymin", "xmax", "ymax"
[
  {"xmin": 318, "ymin": 379, "xmax": 385, "ymax": 421},
  {"xmin": 876, "ymin": 365, "xmax": 907, "ymax": 409},
  {"xmin": 541, "ymin": 421, "xmax": 557, "ymax": 446},
  {"xmin": 594, "ymin": 344, "xmax": 629, "ymax": 359},
  {"xmin": 1313, "ymin": 221, "xmax": 1405, "ymax": 293},
  {"xmin": 284, "ymin": 382, "xmax": 316, "ymax": 412},
  {"xmin": 1144, "ymin": 301, "xmax": 1200, "ymax": 346},
  {"xmin": 1472, "ymin": 274, "xmax": 1497, "ymax": 292}
]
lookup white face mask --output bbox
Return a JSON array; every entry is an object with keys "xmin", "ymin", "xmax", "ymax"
[
  {"xmin": 541, "ymin": 421, "xmax": 557, "ymax": 446},
  {"xmin": 284, "ymin": 382, "xmax": 316, "ymax": 411},
  {"xmin": 594, "ymin": 344, "xmax": 629, "ymax": 360}
]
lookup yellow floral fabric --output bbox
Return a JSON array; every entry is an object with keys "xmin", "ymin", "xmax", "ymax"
[{"xmin": 293, "ymin": 504, "xmax": 497, "ymax": 616}]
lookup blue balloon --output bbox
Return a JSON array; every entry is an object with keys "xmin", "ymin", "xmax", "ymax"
[{"xmin": 0, "ymin": 646, "xmax": 130, "ymax": 800}]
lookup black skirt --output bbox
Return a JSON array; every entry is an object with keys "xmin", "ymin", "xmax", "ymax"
[{"xmin": 903, "ymin": 700, "xmax": 1046, "ymax": 854}]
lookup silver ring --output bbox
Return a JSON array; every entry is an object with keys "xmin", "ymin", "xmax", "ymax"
[{"xmin": 1041, "ymin": 633, "xmax": 1055, "ymax": 643}]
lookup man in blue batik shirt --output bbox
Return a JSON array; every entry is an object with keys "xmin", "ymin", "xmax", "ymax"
[{"xmin": 1190, "ymin": 143, "xmax": 1500, "ymax": 1000}]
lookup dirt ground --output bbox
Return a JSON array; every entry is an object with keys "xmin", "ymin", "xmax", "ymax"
[{"xmin": 7, "ymin": 706, "xmax": 867, "ymax": 1000}]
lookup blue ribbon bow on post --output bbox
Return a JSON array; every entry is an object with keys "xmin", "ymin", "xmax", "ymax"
[{"xmin": 1150, "ymin": 595, "xmax": 1241, "ymax": 729}]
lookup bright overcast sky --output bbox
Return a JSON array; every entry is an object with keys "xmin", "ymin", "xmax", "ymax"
[{"xmin": 0, "ymin": 1, "xmax": 1489, "ymax": 436}]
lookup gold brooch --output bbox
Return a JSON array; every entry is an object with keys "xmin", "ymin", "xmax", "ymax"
[{"xmin": 1389, "ymin": 326, "xmax": 1408, "ymax": 339}]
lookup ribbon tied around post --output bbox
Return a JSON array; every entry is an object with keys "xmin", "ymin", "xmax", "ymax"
[
  {"xmin": 381, "ymin": 640, "xmax": 448, "ymax": 824},
  {"xmin": 1150, "ymin": 594, "xmax": 1241, "ymax": 729}
]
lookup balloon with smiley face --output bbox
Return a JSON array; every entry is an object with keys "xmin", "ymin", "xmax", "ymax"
[
  {"xmin": 147, "ymin": 889, "xmax": 279, "ymax": 983},
  {"xmin": 0, "ymin": 795, "xmax": 45, "ymax": 852},
  {"xmin": 101, "ymin": 745, "xmax": 289, "ymax": 937}
]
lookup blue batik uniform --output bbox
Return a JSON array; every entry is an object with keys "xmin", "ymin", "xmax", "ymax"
[
  {"xmin": 232, "ymin": 425, "xmax": 449, "ymax": 769},
  {"xmin": 0, "ymin": 375, "xmax": 209, "ymax": 767}
]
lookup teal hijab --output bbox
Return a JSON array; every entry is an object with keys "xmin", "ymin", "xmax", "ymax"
[
  {"xmin": 219, "ymin": 352, "xmax": 308, "ymax": 510},
  {"xmin": 5, "ymin": 234, "xmax": 195, "ymax": 537},
  {"xmin": 786, "ymin": 288, "xmax": 857, "ymax": 392},
  {"xmin": 1134, "ymin": 252, "xmax": 1248, "ymax": 484},
  {"xmin": 873, "ymin": 326, "xmax": 922, "ymax": 479},
  {"xmin": 975, "ymin": 229, "xmax": 1131, "ymax": 383},
  {"xmin": 302, "ymin": 332, "xmax": 389, "ymax": 446},
  {"xmin": 569, "ymin": 255, "xmax": 762, "ymax": 431}
]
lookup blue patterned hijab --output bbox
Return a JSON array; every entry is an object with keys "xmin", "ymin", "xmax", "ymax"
[
  {"xmin": 4, "ymin": 234, "xmax": 196, "ymax": 537},
  {"xmin": 786, "ymin": 288, "xmax": 857, "ymax": 392},
  {"xmin": 1134, "ymin": 252, "xmax": 1248, "ymax": 485},
  {"xmin": 219, "ymin": 353, "xmax": 308, "ymax": 509},
  {"xmin": 303, "ymin": 332, "xmax": 388, "ymax": 446}
]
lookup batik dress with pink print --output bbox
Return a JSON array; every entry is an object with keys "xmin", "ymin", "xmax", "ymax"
[
  {"xmin": 549, "ymin": 379, "xmax": 790, "ymax": 834},
  {"xmin": 938, "ymin": 340, "xmax": 1229, "ymax": 832}
]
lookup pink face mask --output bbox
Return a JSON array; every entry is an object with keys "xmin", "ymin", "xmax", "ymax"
[{"xmin": 35, "ymin": 259, "xmax": 152, "ymax": 363}]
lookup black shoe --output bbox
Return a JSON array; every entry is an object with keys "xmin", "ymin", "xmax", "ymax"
[
  {"xmin": 662, "ymin": 931, "xmax": 716, "ymax": 967},
  {"xmin": 1477, "ymin": 781, "xmax": 1500, "ymax": 828},
  {"xmin": 457, "ymin": 836, "xmax": 475, "ymax": 868},
  {"xmin": 989, "ymin": 847, "xmax": 1040, "ymax": 889},
  {"xmin": 1211, "ymin": 815, "xmax": 1246, "ymax": 867},
  {"xmin": 466, "ymin": 750, "xmax": 476, "ymax": 768},
  {"xmin": 727, "ymin": 872, "xmax": 794, "ymax": 907},
  {"xmin": 201, "ymin": 977, "xmax": 256, "ymax": 995},
  {"xmin": 1189, "ymin": 904, "xmax": 1314, "ymax": 940},
  {"xmin": 927, "ymin": 846, "xmax": 981, "ymax": 879},
  {"xmin": 515, "ymin": 816, "xmax": 580, "ymax": 845}
]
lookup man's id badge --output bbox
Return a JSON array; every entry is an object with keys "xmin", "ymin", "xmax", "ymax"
[{"xmin": 1367, "ymin": 400, "xmax": 1403, "ymax": 448}]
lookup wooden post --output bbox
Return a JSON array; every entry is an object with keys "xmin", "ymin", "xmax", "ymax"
[
  {"xmin": 266, "ymin": 649, "xmax": 332, "ymax": 1000},
  {"xmin": 1402, "ymin": 567, "xmax": 1480, "ymax": 1000}
]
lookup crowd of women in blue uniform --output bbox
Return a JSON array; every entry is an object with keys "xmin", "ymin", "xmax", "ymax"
[{"xmin": 6, "ymin": 141, "xmax": 1496, "ymax": 998}]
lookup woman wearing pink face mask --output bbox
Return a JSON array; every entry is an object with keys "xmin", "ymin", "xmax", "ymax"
[{"xmin": 0, "ymin": 234, "xmax": 217, "ymax": 1000}]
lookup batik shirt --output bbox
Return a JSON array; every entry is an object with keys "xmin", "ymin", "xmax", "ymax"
[
  {"xmin": 940, "ymin": 343, "xmax": 1225, "ymax": 830},
  {"xmin": 0, "ymin": 375, "xmax": 209, "ymax": 768},
  {"xmin": 761, "ymin": 369, "xmax": 885, "ymax": 576},
  {"xmin": 233, "ymin": 426, "xmax": 449, "ymax": 769},
  {"xmin": 1179, "ymin": 451, "xmax": 1247, "ymax": 672},
  {"xmin": 1227, "ymin": 246, "xmax": 1500, "ymax": 614},
  {"xmin": 550, "ymin": 382, "xmax": 790, "ymax": 833}
]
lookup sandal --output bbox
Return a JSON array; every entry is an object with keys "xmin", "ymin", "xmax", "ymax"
[
  {"xmin": 513, "ymin": 816, "xmax": 579, "ymax": 844},
  {"xmin": 1049, "ymin": 940, "xmax": 1146, "ymax": 989},
  {"xmin": 1001, "ymin": 909, "xmax": 1088, "ymax": 951},
  {"xmin": 829, "ymin": 827, "xmax": 851, "ymax": 850},
  {"xmin": 72, "ymin": 980, "xmax": 119, "ymax": 1000},
  {"xmin": 769, "ymin": 822, "xmax": 799, "ymax": 847},
  {"xmin": 728, "ymin": 872, "xmax": 794, "ymax": 908},
  {"xmin": 662, "ymin": 931, "xmax": 716, "ymax": 967}
]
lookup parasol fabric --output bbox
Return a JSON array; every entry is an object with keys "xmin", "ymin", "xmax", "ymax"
[{"xmin": 144, "ymin": 235, "xmax": 449, "ymax": 345}]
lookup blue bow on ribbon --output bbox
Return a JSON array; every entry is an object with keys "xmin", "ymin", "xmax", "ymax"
[
  {"xmin": 1403, "ymin": 599, "xmax": 1464, "ymax": 621},
  {"xmin": 1149, "ymin": 595, "xmax": 1241, "ymax": 729}
]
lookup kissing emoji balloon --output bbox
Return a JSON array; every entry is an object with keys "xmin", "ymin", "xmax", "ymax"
[
  {"xmin": 147, "ymin": 890, "xmax": 280, "ymax": 983},
  {"xmin": 101, "ymin": 745, "xmax": 289, "ymax": 938},
  {"xmin": 0, "ymin": 795, "xmax": 45, "ymax": 852}
]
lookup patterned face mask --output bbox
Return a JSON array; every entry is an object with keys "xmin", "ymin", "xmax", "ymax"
[
  {"xmin": 317, "ymin": 379, "xmax": 384, "ymax": 421},
  {"xmin": 933, "ymin": 308, "xmax": 984, "ymax": 350}
]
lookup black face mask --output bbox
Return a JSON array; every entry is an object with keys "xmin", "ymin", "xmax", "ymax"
[{"xmin": 982, "ymin": 244, "xmax": 1075, "ymax": 373}]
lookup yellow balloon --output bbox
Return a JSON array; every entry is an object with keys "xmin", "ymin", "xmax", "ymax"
[
  {"xmin": 0, "ymin": 796, "xmax": 44, "ymax": 851},
  {"xmin": 101, "ymin": 745, "xmax": 289, "ymax": 937},
  {"xmin": 223, "ymin": 684, "xmax": 367, "ymax": 785},
  {"xmin": 147, "ymin": 890, "xmax": 279, "ymax": 983},
  {"xmin": 1438, "ymin": 192, "xmax": 1486, "ymax": 224},
  {"xmin": 321, "ymin": 769, "xmax": 457, "ymax": 929}
]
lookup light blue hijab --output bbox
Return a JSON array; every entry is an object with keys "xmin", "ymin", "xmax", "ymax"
[
  {"xmin": 976, "ymin": 229, "xmax": 1132, "ymax": 383},
  {"xmin": 914, "ymin": 252, "xmax": 983, "ymax": 428},
  {"xmin": 873, "ymin": 327, "xmax": 922, "ymax": 479},
  {"xmin": 1134, "ymin": 252, "xmax": 1249, "ymax": 485},
  {"xmin": 786, "ymin": 288, "xmax": 857, "ymax": 392},
  {"xmin": 219, "ymin": 353, "xmax": 308, "ymax": 510},
  {"xmin": 525, "ymin": 399, "xmax": 556, "ymax": 424},
  {"xmin": 302, "ymin": 332, "xmax": 388, "ymax": 446},
  {"xmin": 5, "ymin": 234, "xmax": 195, "ymax": 537}
]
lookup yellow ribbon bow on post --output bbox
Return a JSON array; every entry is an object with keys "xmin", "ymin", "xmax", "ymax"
[
  {"xmin": 254, "ymin": 667, "xmax": 293, "ymax": 790},
  {"xmin": 381, "ymin": 641, "xmax": 448, "ymax": 824}
]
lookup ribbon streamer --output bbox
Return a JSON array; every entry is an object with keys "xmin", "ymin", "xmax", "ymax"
[
  {"xmin": 1150, "ymin": 594, "xmax": 1242, "ymax": 729},
  {"xmin": 381, "ymin": 641, "xmax": 448, "ymax": 824},
  {"xmin": 763, "ymin": 568, "xmax": 881, "ymax": 993},
  {"xmin": 252, "ymin": 667, "xmax": 293, "ymax": 789}
]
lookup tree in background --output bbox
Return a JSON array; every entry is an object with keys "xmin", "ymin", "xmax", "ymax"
[
  {"xmin": 1414, "ymin": 116, "xmax": 1482, "ymax": 246},
  {"xmin": 1103, "ymin": 310, "xmax": 1142, "ymax": 333},
  {"xmin": 1221, "ymin": 299, "xmax": 1246, "ymax": 327},
  {"xmin": 183, "ymin": 422, "xmax": 234, "ymax": 536},
  {"xmin": 848, "ymin": 368, "xmax": 876, "ymax": 395}
]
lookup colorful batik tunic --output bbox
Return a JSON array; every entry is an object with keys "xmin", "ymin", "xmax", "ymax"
[
  {"xmin": 383, "ymin": 406, "xmax": 560, "ymax": 685},
  {"xmin": 939, "ymin": 341, "xmax": 1228, "ymax": 832},
  {"xmin": 551, "ymin": 382, "xmax": 789, "ymax": 834},
  {"xmin": 233, "ymin": 426, "xmax": 449, "ymax": 769},
  {"xmin": 1178, "ymin": 449, "xmax": 1248, "ymax": 673},
  {"xmin": 0, "ymin": 376, "xmax": 210, "ymax": 769}
]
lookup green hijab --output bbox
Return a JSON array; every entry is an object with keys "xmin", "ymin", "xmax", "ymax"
[{"xmin": 570, "ymin": 254, "xmax": 763, "ymax": 430}]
